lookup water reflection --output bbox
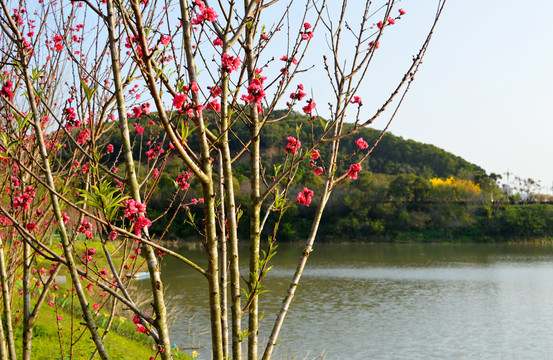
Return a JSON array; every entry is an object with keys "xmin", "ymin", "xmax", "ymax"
[{"xmin": 149, "ymin": 243, "xmax": 553, "ymax": 359}]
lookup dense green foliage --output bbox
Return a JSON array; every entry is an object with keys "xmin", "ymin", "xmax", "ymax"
[{"xmin": 93, "ymin": 111, "xmax": 551, "ymax": 243}]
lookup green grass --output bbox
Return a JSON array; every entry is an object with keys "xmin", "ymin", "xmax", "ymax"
[{"xmin": 6, "ymin": 237, "xmax": 197, "ymax": 360}]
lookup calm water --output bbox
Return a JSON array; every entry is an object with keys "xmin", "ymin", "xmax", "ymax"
[{"xmin": 150, "ymin": 243, "xmax": 553, "ymax": 359}]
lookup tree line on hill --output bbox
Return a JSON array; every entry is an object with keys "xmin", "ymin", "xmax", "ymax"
[{"xmin": 88, "ymin": 111, "xmax": 552, "ymax": 242}]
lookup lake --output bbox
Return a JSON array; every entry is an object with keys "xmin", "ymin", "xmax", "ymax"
[{"xmin": 149, "ymin": 243, "xmax": 553, "ymax": 359}]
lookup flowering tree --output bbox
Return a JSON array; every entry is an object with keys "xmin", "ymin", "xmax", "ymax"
[{"xmin": 0, "ymin": 0, "xmax": 446, "ymax": 359}]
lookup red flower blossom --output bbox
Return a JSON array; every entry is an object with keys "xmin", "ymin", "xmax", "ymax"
[
  {"xmin": 1, "ymin": 81, "xmax": 14, "ymax": 101},
  {"xmin": 301, "ymin": 32, "xmax": 314, "ymax": 40},
  {"xmin": 314, "ymin": 167, "xmax": 323, "ymax": 176},
  {"xmin": 160, "ymin": 35, "xmax": 171, "ymax": 45},
  {"xmin": 350, "ymin": 96, "xmax": 363, "ymax": 105},
  {"xmin": 398, "ymin": 8, "xmax": 406, "ymax": 15},
  {"xmin": 207, "ymin": 99, "xmax": 221, "ymax": 112},
  {"xmin": 302, "ymin": 99, "xmax": 316, "ymax": 114},
  {"xmin": 347, "ymin": 163, "xmax": 362, "ymax": 180},
  {"xmin": 210, "ymin": 86, "xmax": 222, "ymax": 97},
  {"xmin": 173, "ymin": 93, "xmax": 187, "ymax": 108},
  {"xmin": 176, "ymin": 172, "xmax": 192, "ymax": 190},
  {"xmin": 106, "ymin": 144, "xmax": 114, "ymax": 153},
  {"xmin": 355, "ymin": 138, "xmax": 369, "ymax": 150},
  {"xmin": 134, "ymin": 123, "xmax": 144, "ymax": 135},
  {"xmin": 123, "ymin": 199, "xmax": 147, "ymax": 221},
  {"xmin": 285, "ymin": 136, "xmax": 301, "ymax": 155},
  {"xmin": 297, "ymin": 187, "xmax": 314, "ymax": 206},
  {"xmin": 310, "ymin": 149, "xmax": 320, "ymax": 160},
  {"xmin": 213, "ymin": 37, "xmax": 223, "ymax": 46},
  {"xmin": 241, "ymin": 77, "xmax": 266, "ymax": 104},
  {"xmin": 133, "ymin": 216, "xmax": 152, "ymax": 235},
  {"xmin": 77, "ymin": 129, "xmax": 90, "ymax": 144},
  {"xmin": 136, "ymin": 324, "xmax": 148, "ymax": 333},
  {"xmin": 221, "ymin": 53, "xmax": 241, "ymax": 73},
  {"xmin": 388, "ymin": 17, "xmax": 395, "ymax": 25}
]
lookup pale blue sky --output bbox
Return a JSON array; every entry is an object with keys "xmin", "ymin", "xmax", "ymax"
[
  {"xmin": 368, "ymin": 0, "xmax": 553, "ymax": 190},
  {"xmin": 287, "ymin": 0, "xmax": 553, "ymax": 191}
]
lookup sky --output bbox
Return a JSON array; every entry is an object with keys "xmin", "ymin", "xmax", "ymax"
[
  {"xmin": 277, "ymin": 0, "xmax": 553, "ymax": 192},
  {"xmin": 348, "ymin": 0, "xmax": 553, "ymax": 192}
]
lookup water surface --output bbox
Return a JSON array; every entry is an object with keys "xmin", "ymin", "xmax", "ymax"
[{"xmin": 152, "ymin": 243, "xmax": 553, "ymax": 359}]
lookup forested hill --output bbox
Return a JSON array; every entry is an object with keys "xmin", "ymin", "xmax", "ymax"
[
  {"xmin": 100, "ymin": 109, "xmax": 485, "ymax": 181},
  {"xmin": 251, "ymin": 110, "xmax": 485, "ymax": 180},
  {"xmin": 95, "ymin": 110, "xmax": 553, "ymax": 243}
]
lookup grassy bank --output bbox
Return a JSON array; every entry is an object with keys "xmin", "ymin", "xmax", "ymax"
[{"xmin": 6, "ymin": 238, "xmax": 196, "ymax": 360}]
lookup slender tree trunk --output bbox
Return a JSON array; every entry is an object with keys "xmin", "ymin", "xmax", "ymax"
[
  {"xmin": 105, "ymin": 1, "xmax": 172, "ymax": 358},
  {"xmin": 244, "ymin": 18, "xmax": 261, "ymax": 360},
  {"xmin": 0, "ymin": 310, "xmax": 5, "ymax": 360},
  {"xmin": 219, "ymin": 57, "xmax": 243, "ymax": 360},
  {"xmin": 21, "ymin": 242, "xmax": 32, "ymax": 360},
  {"xmin": 0, "ymin": 242, "xmax": 15, "ymax": 360},
  {"xmin": 218, "ymin": 154, "xmax": 229, "ymax": 359}
]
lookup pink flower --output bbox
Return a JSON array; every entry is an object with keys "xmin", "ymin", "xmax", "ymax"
[
  {"xmin": 310, "ymin": 149, "xmax": 320, "ymax": 160},
  {"xmin": 210, "ymin": 86, "xmax": 222, "ymax": 98},
  {"xmin": 207, "ymin": 99, "xmax": 221, "ymax": 112},
  {"xmin": 213, "ymin": 37, "xmax": 223, "ymax": 46},
  {"xmin": 173, "ymin": 93, "xmax": 187, "ymax": 108},
  {"xmin": 347, "ymin": 163, "xmax": 362, "ymax": 180},
  {"xmin": 221, "ymin": 53, "xmax": 241, "ymax": 73},
  {"xmin": 106, "ymin": 144, "xmax": 114, "ymax": 153},
  {"xmin": 355, "ymin": 138, "xmax": 369, "ymax": 150},
  {"xmin": 314, "ymin": 167, "xmax": 323, "ymax": 176},
  {"xmin": 398, "ymin": 8, "xmax": 406, "ymax": 15},
  {"xmin": 350, "ymin": 96, "xmax": 363, "ymax": 105},
  {"xmin": 48, "ymin": 300, "xmax": 54, "ymax": 307},
  {"xmin": 369, "ymin": 41, "xmax": 379, "ymax": 49},
  {"xmin": 160, "ymin": 35, "xmax": 171, "ymax": 45},
  {"xmin": 93, "ymin": 303, "xmax": 100, "ymax": 310},
  {"xmin": 191, "ymin": 1, "xmax": 218, "ymax": 24},
  {"xmin": 304, "ymin": 23, "xmax": 311, "ymax": 30},
  {"xmin": 123, "ymin": 199, "xmax": 147, "ymax": 221},
  {"xmin": 26, "ymin": 223, "xmax": 36, "ymax": 231},
  {"xmin": 176, "ymin": 172, "xmax": 192, "ymax": 190},
  {"xmin": 290, "ymin": 84, "xmax": 306, "ymax": 101},
  {"xmin": 301, "ymin": 32, "xmax": 314, "ymax": 40},
  {"xmin": 133, "ymin": 216, "xmax": 152, "ymax": 235},
  {"xmin": 388, "ymin": 17, "xmax": 395, "ymax": 25},
  {"xmin": 61, "ymin": 212, "xmax": 70, "ymax": 223},
  {"xmin": 134, "ymin": 123, "xmax": 144, "ymax": 135},
  {"xmin": 136, "ymin": 324, "xmax": 148, "ymax": 333},
  {"xmin": 297, "ymin": 187, "xmax": 314, "ymax": 206},
  {"xmin": 302, "ymin": 99, "xmax": 316, "ymax": 114},
  {"xmin": 57, "ymin": 315, "xmax": 63, "ymax": 321},
  {"xmin": 241, "ymin": 77, "xmax": 266, "ymax": 104},
  {"xmin": 77, "ymin": 129, "xmax": 91, "ymax": 144},
  {"xmin": 377, "ymin": 21, "xmax": 383, "ymax": 29},
  {"xmin": 285, "ymin": 136, "xmax": 301, "ymax": 155},
  {"xmin": 1, "ymin": 81, "xmax": 14, "ymax": 101},
  {"xmin": 86, "ymin": 283, "xmax": 93, "ymax": 292}
]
